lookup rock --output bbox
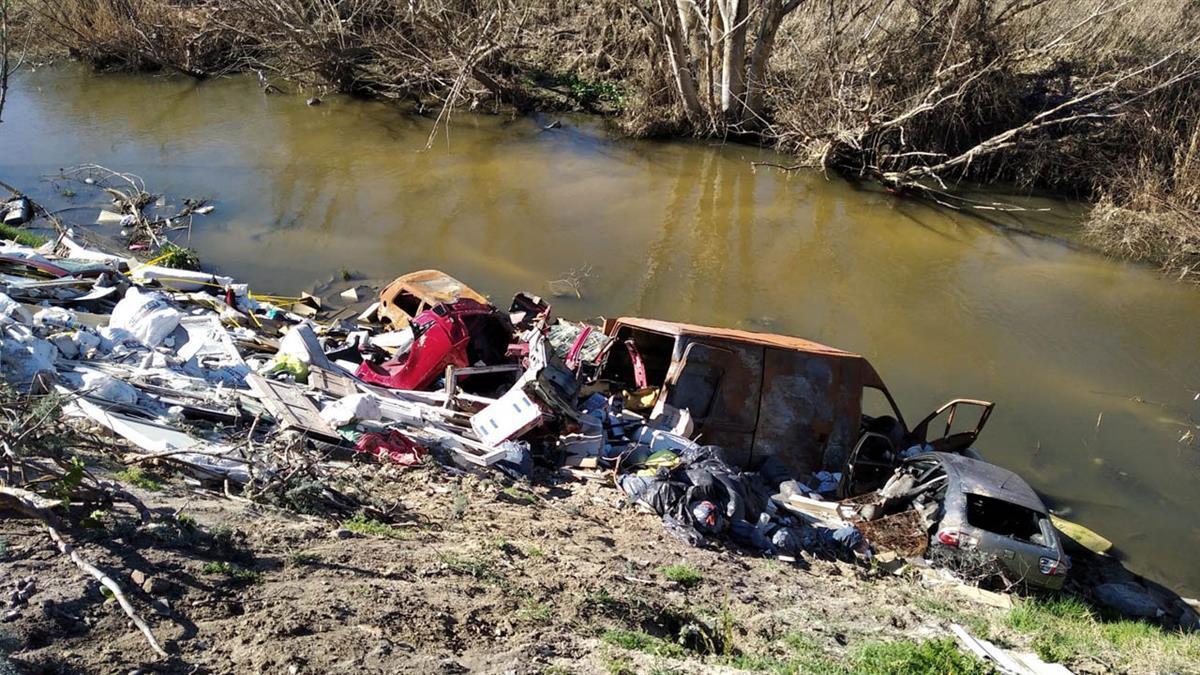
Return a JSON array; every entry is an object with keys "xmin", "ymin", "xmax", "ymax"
[
  {"xmin": 330, "ymin": 528, "xmax": 354, "ymax": 539},
  {"xmin": 142, "ymin": 577, "xmax": 170, "ymax": 595},
  {"xmin": 2, "ymin": 609, "xmax": 19, "ymax": 622},
  {"xmin": 1094, "ymin": 582, "xmax": 1165, "ymax": 619},
  {"xmin": 130, "ymin": 570, "xmax": 148, "ymax": 587}
]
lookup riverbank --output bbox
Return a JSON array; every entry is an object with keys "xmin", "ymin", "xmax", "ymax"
[
  {"xmin": 3, "ymin": 154, "xmax": 1200, "ymax": 672},
  {"xmin": 7, "ymin": 0, "xmax": 1200, "ymax": 278},
  {"xmin": 4, "ymin": 65, "xmax": 1200, "ymax": 599},
  {"xmin": 5, "ymin": 435, "xmax": 1200, "ymax": 674}
]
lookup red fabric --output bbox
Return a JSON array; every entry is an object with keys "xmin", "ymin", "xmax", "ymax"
[{"xmin": 355, "ymin": 430, "xmax": 426, "ymax": 467}]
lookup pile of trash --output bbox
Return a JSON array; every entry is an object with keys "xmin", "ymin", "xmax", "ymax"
[{"xmin": 0, "ymin": 232, "xmax": 878, "ymax": 562}]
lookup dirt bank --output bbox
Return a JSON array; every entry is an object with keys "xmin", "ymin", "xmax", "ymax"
[{"xmin": 2, "ymin": 460, "xmax": 959, "ymax": 674}]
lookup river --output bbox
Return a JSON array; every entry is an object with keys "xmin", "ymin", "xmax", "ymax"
[{"xmin": 3, "ymin": 65, "xmax": 1199, "ymax": 596}]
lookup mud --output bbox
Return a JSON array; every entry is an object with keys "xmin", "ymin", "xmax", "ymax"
[{"xmin": 1, "ymin": 460, "xmax": 965, "ymax": 674}]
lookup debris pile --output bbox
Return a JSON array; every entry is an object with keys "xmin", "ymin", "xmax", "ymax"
[{"xmin": 0, "ymin": 233, "xmax": 879, "ymax": 562}]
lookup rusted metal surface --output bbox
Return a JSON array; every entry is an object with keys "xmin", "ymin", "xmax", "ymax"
[
  {"xmin": 604, "ymin": 317, "xmax": 898, "ymax": 475},
  {"xmin": 378, "ymin": 270, "xmax": 487, "ymax": 327}
]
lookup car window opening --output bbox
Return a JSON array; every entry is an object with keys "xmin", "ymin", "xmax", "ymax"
[{"xmin": 965, "ymin": 493, "xmax": 1043, "ymax": 543}]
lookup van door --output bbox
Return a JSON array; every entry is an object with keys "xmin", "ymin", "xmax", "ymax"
[
  {"xmin": 663, "ymin": 340, "xmax": 762, "ymax": 465},
  {"xmin": 910, "ymin": 399, "xmax": 995, "ymax": 455}
]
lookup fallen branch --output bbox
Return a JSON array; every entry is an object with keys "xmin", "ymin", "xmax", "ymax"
[{"xmin": 0, "ymin": 486, "xmax": 169, "ymax": 658}]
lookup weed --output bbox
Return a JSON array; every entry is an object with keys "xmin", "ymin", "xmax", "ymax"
[
  {"xmin": 601, "ymin": 629, "xmax": 685, "ymax": 659},
  {"xmin": 517, "ymin": 597, "xmax": 552, "ymax": 623},
  {"xmin": 451, "ymin": 488, "xmax": 468, "ymax": 519},
  {"xmin": 287, "ymin": 551, "xmax": 321, "ymax": 566},
  {"xmin": 853, "ymin": 638, "xmax": 990, "ymax": 675},
  {"xmin": 502, "ymin": 486, "xmax": 537, "ymax": 504},
  {"xmin": 157, "ymin": 241, "xmax": 201, "ymax": 270},
  {"xmin": 602, "ymin": 652, "xmax": 635, "ymax": 675},
  {"xmin": 525, "ymin": 544, "xmax": 545, "ymax": 558},
  {"xmin": 0, "ymin": 537, "xmax": 8, "ymax": 560},
  {"xmin": 114, "ymin": 466, "xmax": 162, "ymax": 491},
  {"xmin": 659, "ymin": 564, "xmax": 702, "ymax": 588},
  {"xmin": 0, "ymin": 223, "xmax": 47, "ymax": 247},
  {"xmin": 342, "ymin": 513, "xmax": 407, "ymax": 539},
  {"xmin": 438, "ymin": 552, "xmax": 503, "ymax": 585},
  {"xmin": 540, "ymin": 666, "xmax": 571, "ymax": 675},
  {"xmin": 201, "ymin": 561, "xmax": 261, "ymax": 584}
]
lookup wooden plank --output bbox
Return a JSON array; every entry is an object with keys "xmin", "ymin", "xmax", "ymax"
[
  {"xmin": 308, "ymin": 366, "xmax": 360, "ymax": 398},
  {"xmin": 246, "ymin": 374, "xmax": 336, "ymax": 436}
]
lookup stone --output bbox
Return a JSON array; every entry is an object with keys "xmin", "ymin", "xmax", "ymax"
[
  {"xmin": 130, "ymin": 570, "xmax": 148, "ymax": 587},
  {"xmin": 329, "ymin": 528, "xmax": 354, "ymax": 539},
  {"xmin": 1094, "ymin": 582, "xmax": 1164, "ymax": 619},
  {"xmin": 142, "ymin": 577, "xmax": 170, "ymax": 595}
]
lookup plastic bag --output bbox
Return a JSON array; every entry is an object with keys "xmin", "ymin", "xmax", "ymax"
[{"xmin": 109, "ymin": 287, "xmax": 182, "ymax": 347}]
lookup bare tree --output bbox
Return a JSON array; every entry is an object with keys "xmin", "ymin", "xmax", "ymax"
[
  {"xmin": 0, "ymin": 0, "xmax": 27, "ymax": 123},
  {"xmin": 637, "ymin": 0, "xmax": 810, "ymax": 132}
]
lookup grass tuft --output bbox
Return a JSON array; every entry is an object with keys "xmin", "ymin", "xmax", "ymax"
[
  {"xmin": 201, "ymin": 561, "xmax": 261, "ymax": 583},
  {"xmin": 114, "ymin": 466, "xmax": 162, "ymax": 491},
  {"xmin": 1003, "ymin": 596, "xmax": 1200, "ymax": 670},
  {"xmin": 601, "ymin": 628, "xmax": 685, "ymax": 659},
  {"xmin": 341, "ymin": 513, "xmax": 407, "ymax": 539},
  {"xmin": 659, "ymin": 563, "xmax": 702, "ymax": 588}
]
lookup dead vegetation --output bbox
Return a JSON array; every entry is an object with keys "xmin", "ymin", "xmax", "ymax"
[{"xmin": 12, "ymin": 0, "xmax": 1200, "ymax": 274}]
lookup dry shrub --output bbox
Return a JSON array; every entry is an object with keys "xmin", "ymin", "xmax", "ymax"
[
  {"xmin": 32, "ymin": 0, "xmax": 248, "ymax": 75},
  {"xmin": 1086, "ymin": 121, "xmax": 1200, "ymax": 278},
  {"xmin": 16, "ymin": 0, "xmax": 1200, "ymax": 271}
]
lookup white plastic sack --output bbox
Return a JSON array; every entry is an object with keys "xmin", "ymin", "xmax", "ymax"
[
  {"xmin": 319, "ymin": 393, "xmax": 381, "ymax": 427},
  {"xmin": 34, "ymin": 307, "xmax": 78, "ymax": 330},
  {"xmin": 1, "ymin": 332, "xmax": 57, "ymax": 385},
  {"xmin": 62, "ymin": 369, "xmax": 139, "ymax": 405},
  {"xmin": 109, "ymin": 287, "xmax": 182, "ymax": 347},
  {"xmin": 0, "ymin": 293, "xmax": 32, "ymax": 326}
]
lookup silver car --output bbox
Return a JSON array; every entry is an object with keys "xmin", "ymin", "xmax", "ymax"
[{"xmin": 890, "ymin": 452, "xmax": 1070, "ymax": 589}]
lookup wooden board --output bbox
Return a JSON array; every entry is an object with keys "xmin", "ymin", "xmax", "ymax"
[
  {"xmin": 308, "ymin": 366, "xmax": 360, "ymax": 398},
  {"xmin": 246, "ymin": 374, "xmax": 336, "ymax": 436}
]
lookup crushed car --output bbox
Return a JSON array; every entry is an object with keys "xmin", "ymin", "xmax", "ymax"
[{"xmin": 857, "ymin": 452, "xmax": 1070, "ymax": 589}]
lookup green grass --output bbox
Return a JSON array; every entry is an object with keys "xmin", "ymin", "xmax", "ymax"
[
  {"xmin": 659, "ymin": 564, "xmax": 703, "ymax": 588},
  {"xmin": 601, "ymin": 629, "xmax": 685, "ymax": 659},
  {"xmin": 341, "ymin": 513, "xmax": 407, "ymax": 539},
  {"xmin": 114, "ymin": 466, "xmax": 162, "ymax": 491},
  {"xmin": 156, "ymin": 241, "xmax": 201, "ymax": 270},
  {"xmin": 201, "ymin": 561, "xmax": 261, "ymax": 583},
  {"xmin": 502, "ymin": 486, "xmax": 537, "ymax": 504},
  {"xmin": 517, "ymin": 597, "xmax": 552, "ymax": 623},
  {"xmin": 853, "ymin": 638, "xmax": 990, "ymax": 675},
  {"xmin": 0, "ymin": 223, "xmax": 48, "ymax": 247},
  {"xmin": 1003, "ymin": 596, "xmax": 1200, "ymax": 671}
]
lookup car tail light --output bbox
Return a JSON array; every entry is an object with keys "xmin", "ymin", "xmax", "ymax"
[
  {"xmin": 936, "ymin": 529, "xmax": 976, "ymax": 549},
  {"xmin": 1039, "ymin": 556, "xmax": 1070, "ymax": 576}
]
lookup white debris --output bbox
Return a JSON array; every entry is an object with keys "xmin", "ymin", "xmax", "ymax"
[
  {"xmin": 0, "ymin": 292, "xmax": 33, "ymax": 325},
  {"xmin": 110, "ymin": 287, "xmax": 182, "ymax": 347},
  {"xmin": 320, "ymin": 393, "xmax": 382, "ymax": 427}
]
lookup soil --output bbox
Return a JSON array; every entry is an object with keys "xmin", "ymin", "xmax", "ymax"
[{"xmin": 0, "ymin": 458, "xmax": 968, "ymax": 674}]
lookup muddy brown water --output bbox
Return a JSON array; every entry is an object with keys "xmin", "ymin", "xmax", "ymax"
[{"xmin": 3, "ymin": 65, "xmax": 1199, "ymax": 597}]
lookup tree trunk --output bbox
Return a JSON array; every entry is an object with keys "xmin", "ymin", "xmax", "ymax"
[
  {"xmin": 657, "ymin": 0, "xmax": 707, "ymax": 125},
  {"xmin": 718, "ymin": 0, "xmax": 748, "ymax": 115},
  {"xmin": 744, "ymin": 0, "xmax": 806, "ymax": 125}
]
